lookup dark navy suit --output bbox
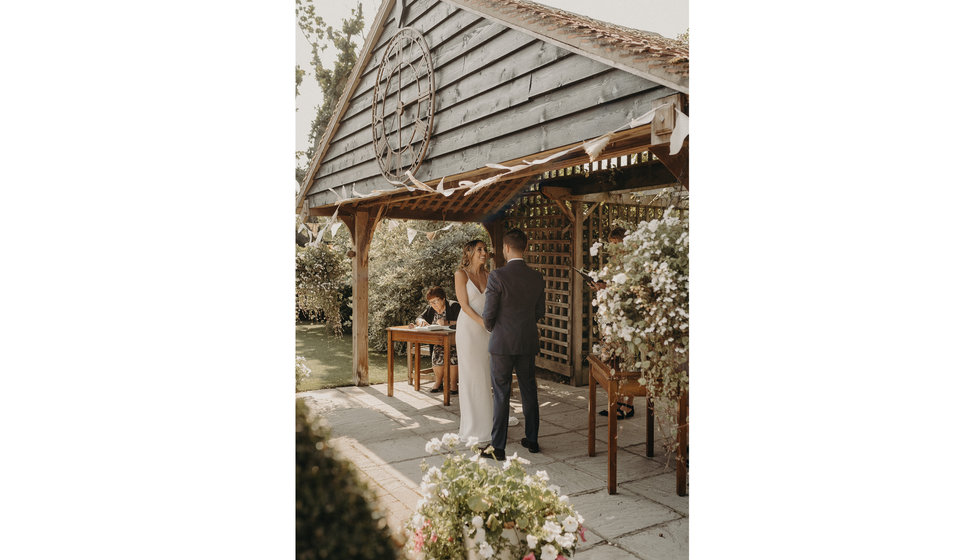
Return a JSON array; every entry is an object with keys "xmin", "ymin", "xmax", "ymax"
[{"xmin": 482, "ymin": 258, "xmax": 546, "ymax": 453}]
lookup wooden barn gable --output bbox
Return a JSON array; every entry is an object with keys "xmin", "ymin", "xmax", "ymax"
[{"xmin": 296, "ymin": 0, "xmax": 689, "ymax": 221}]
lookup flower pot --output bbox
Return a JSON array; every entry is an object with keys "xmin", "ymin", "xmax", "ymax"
[{"xmin": 464, "ymin": 527, "xmax": 520, "ymax": 560}]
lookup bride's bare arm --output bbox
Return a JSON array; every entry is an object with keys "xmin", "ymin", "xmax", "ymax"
[{"xmin": 454, "ymin": 269, "xmax": 485, "ymax": 327}]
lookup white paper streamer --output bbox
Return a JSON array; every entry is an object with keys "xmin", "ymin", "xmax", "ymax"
[
  {"xmin": 669, "ymin": 108, "xmax": 689, "ymax": 155},
  {"xmin": 314, "ymin": 226, "xmax": 327, "ymax": 245},
  {"xmin": 330, "ymin": 221, "xmax": 343, "ymax": 237},
  {"xmin": 583, "ymin": 133, "xmax": 613, "ymax": 162},
  {"xmin": 407, "ymin": 227, "xmax": 418, "ymax": 244},
  {"xmin": 405, "ymin": 170, "xmax": 437, "ymax": 192},
  {"xmin": 523, "ymin": 147, "xmax": 575, "ymax": 166},
  {"xmin": 462, "ymin": 174, "xmax": 500, "ymax": 197}
]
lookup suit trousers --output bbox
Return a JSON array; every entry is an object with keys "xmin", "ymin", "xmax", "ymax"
[{"xmin": 489, "ymin": 353, "xmax": 539, "ymax": 453}]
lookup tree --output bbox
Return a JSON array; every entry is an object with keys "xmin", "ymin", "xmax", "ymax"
[{"xmin": 296, "ymin": 0, "xmax": 366, "ymax": 185}]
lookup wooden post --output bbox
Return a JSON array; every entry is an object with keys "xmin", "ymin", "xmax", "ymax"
[
  {"xmin": 569, "ymin": 201, "xmax": 586, "ymax": 386},
  {"xmin": 483, "ymin": 219, "xmax": 506, "ymax": 269},
  {"xmin": 347, "ymin": 208, "xmax": 380, "ymax": 386},
  {"xmin": 676, "ymin": 388, "xmax": 689, "ymax": 496}
]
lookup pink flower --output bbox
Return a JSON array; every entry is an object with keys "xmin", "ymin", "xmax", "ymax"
[
  {"xmin": 557, "ymin": 556, "xmax": 567, "ymax": 560},
  {"xmin": 522, "ymin": 554, "xmax": 536, "ymax": 560},
  {"xmin": 413, "ymin": 529, "xmax": 425, "ymax": 551},
  {"xmin": 578, "ymin": 525, "xmax": 587, "ymax": 542},
  {"xmin": 430, "ymin": 533, "xmax": 438, "ymax": 543}
]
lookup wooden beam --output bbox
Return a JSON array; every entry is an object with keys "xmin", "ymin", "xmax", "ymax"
[
  {"xmin": 649, "ymin": 145, "xmax": 689, "ymax": 189},
  {"xmin": 483, "ymin": 219, "xmax": 506, "ymax": 269},
  {"xmin": 349, "ymin": 208, "xmax": 380, "ymax": 386},
  {"xmin": 569, "ymin": 201, "xmax": 586, "ymax": 386}
]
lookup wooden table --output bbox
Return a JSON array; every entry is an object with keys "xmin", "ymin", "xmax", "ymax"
[
  {"xmin": 386, "ymin": 325, "xmax": 456, "ymax": 406},
  {"xmin": 587, "ymin": 354, "xmax": 688, "ymax": 496}
]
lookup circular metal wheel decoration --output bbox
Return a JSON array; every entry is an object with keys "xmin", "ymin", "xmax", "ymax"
[{"xmin": 372, "ymin": 27, "xmax": 435, "ymax": 184}]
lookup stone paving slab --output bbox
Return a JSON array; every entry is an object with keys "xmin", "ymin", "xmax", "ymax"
[
  {"xmin": 575, "ymin": 544, "xmax": 644, "ymax": 559},
  {"xmin": 563, "ymin": 488, "xmax": 682, "ymax": 541},
  {"xmin": 617, "ymin": 518, "xmax": 689, "ymax": 560},
  {"xmin": 620, "ymin": 471, "xmax": 689, "ymax": 516},
  {"xmin": 299, "ymin": 378, "xmax": 688, "ymax": 559}
]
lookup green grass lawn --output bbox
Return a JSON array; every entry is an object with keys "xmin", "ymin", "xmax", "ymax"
[{"xmin": 296, "ymin": 322, "xmax": 412, "ymax": 391}]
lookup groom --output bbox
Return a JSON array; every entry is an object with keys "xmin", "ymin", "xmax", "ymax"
[{"xmin": 481, "ymin": 228, "xmax": 545, "ymax": 460}]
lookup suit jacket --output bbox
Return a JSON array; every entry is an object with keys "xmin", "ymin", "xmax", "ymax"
[{"xmin": 483, "ymin": 259, "xmax": 546, "ymax": 355}]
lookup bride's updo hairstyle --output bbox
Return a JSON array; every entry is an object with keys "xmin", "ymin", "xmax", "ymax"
[{"xmin": 459, "ymin": 239, "xmax": 488, "ymax": 270}]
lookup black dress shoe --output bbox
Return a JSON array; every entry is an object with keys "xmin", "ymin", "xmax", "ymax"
[
  {"xmin": 520, "ymin": 438, "xmax": 540, "ymax": 453},
  {"xmin": 480, "ymin": 446, "xmax": 505, "ymax": 460},
  {"xmin": 450, "ymin": 389, "xmax": 458, "ymax": 395},
  {"xmin": 429, "ymin": 386, "xmax": 443, "ymax": 393}
]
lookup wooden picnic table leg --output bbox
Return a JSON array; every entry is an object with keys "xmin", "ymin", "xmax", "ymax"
[
  {"xmin": 387, "ymin": 330, "xmax": 394, "ymax": 397},
  {"xmin": 677, "ymin": 389, "xmax": 688, "ymax": 496},
  {"xmin": 588, "ymin": 367, "xmax": 596, "ymax": 457},
  {"xmin": 608, "ymin": 379, "xmax": 619, "ymax": 495},
  {"xmin": 646, "ymin": 393, "xmax": 654, "ymax": 457},
  {"xmin": 414, "ymin": 343, "xmax": 421, "ymax": 392},
  {"xmin": 406, "ymin": 343, "xmax": 413, "ymax": 385}
]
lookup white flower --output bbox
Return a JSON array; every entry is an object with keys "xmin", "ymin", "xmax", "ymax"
[
  {"xmin": 547, "ymin": 484, "xmax": 561, "ymax": 495},
  {"xmin": 425, "ymin": 438, "xmax": 443, "ymax": 453},
  {"xmin": 541, "ymin": 544, "xmax": 558, "ymax": 560},
  {"xmin": 562, "ymin": 515, "xmax": 578, "ymax": 533},
  {"xmin": 475, "ymin": 527, "xmax": 486, "ymax": 543},
  {"xmin": 535, "ymin": 470, "xmax": 550, "ymax": 482},
  {"xmin": 558, "ymin": 495, "xmax": 569, "ymax": 503},
  {"xmin": 466, "ymin": 436, "xmax": 480, "ymax": 447},
  {"xmin": 478, "ymin": 541, "xmax": 494, "ymax": 558},
  {"xmin": 526, "ymin": 535, "xmax": 538, "ymax": 549},
  {"xmin": 426, "ymin": 466, "xmax": 441, "ymax": 480},
  {"xmin": 542, "ymin": 520, "xmax": 562, "ymax": 542},
  {"xmin": 471, "ymin": 515, "xmax": 483, "ymax": 528},
  {"xmin": 411, "ymin": 513, "xmax": 425, "ymax": 529},
  {"xmin": 470, "ymin": 453, "xmax": 482, "ymax": 462},
  {"xmin": 441, "ymin": 433, "xmax": 460, "ymax": 447},
  {"xmin": 589, "ymin": 241, "xmax": 602, "ymax": 256},
  {"xmin": 556, "ymin": 532, "xmax": 575, "ymax": 548},
  {"xmin": 612, "ymin": 273, "xmax": 628, "ymax": 284}
]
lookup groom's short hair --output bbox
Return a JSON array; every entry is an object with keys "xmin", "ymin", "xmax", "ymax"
[{"xmin": 502, "ymin": 228, "xmax": 528, "ymax": 252}]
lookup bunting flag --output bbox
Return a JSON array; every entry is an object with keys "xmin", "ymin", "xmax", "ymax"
[
  {"xmin": 407, "ymin": 227, "xmax": 418, "ymax": 244},
  {"xmin": 330, "ymin": 221, "xmax": 343, "ymax": 237},
  {"xmin": 314, "ymin": 225, "xmax": 327, "ymax": 245},
  {"xmin": 669, "ymin": 108, "xmax": 689, "ymax": 155},
  {"xmin": 583, "ymin": 133, "xmax": 613, "ymax": 162}
]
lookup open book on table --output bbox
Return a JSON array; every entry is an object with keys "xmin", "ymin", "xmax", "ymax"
[{"xmin": 416, "ymin": 324, "xmax": 454, "ymax": 331}]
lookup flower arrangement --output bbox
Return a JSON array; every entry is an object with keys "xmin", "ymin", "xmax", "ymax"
[
  {"xmin": 406, "ymin": 433, "xmax": 585, "ymax": 560},
  {"xmin": 590, "ymin": 209, "xmax": 689, "ymax": 456}
]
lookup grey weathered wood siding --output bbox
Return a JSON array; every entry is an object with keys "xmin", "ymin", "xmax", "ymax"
[{"xmin": 307, "ymin": 0, "xmax": 677, "ymax": 208}]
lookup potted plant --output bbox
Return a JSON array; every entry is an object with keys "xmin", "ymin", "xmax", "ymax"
[
  {"xmin": 590, "ymin": 208, "xmax": 689, "ymax": 457},
  {"xmin": 406, "ymin": 433, "xmax": 585, "ymax": 560}
]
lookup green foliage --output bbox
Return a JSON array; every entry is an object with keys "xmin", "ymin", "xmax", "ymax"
[
  {"xmin": 296, "ymin": 241, "xmax": 351, "ymax": 335},
  {"xmin": 296, "ymin": 399, "xmax": 398, "ymax": 560},
  {"xmin": 408, "ymin": 435, "xmax": 584, "ymax": 559},
  {"xmin": 367, "ymin": 220, "xmax": 489, "ymax": 352},
  {"xmin": 296, "ymin": 0, "xmax": 365, "ymax": 178}
]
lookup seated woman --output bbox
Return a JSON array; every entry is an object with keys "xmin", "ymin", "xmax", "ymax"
[{"xmin": 414, "ymin": 286, "xmax": 461, "ymax": 394}]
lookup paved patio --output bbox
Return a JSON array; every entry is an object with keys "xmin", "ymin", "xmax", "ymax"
[{"xmin": 299, "ymin": 376, "xmax": 688, "ymax": 559}]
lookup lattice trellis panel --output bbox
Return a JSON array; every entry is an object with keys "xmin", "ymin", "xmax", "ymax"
[
  {"xmin": 499, "ymin": 155, "xmax": 688, "ymax": 381},
  {"xmin": 502, "ymin": 184, "xmax": 572, "ymax": 376}
]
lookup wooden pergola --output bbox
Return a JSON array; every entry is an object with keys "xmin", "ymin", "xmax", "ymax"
[{"xmin": 297, "ymin": 0, "xmax": 689, "ymax": 386}]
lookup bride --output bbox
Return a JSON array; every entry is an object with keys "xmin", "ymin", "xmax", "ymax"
[{"xmin": 453, "ymin": 239, "xmax": 494, "ymax": 445}]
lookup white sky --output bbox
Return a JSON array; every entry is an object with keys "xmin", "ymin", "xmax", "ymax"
[{"xmin": 295, "ymin": 0, "xmax": 689, "ymax": 166}]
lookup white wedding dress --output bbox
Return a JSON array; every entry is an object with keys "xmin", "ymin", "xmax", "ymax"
[{"xmin": 457, "ymin": 278, "xmax": 494, "ymax": 445}]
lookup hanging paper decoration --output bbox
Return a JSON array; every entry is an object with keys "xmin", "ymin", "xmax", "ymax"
[
  {"xmin": 314, "ymin": 226, "xmax": 327, "ymax": 245},
  {"xmin": 669, "ymin": 108, "xmax": 689, "ymax": 155},
  {"xmin": 407, "ymin": 227, "xmax": 418, "ymax": 244},
  {"xmin": 583, "ymin": 133, "xmax": 613, "ymax": 161},
  {"xmin": 330, "ymin": 221, "xmax": 343, "ymax": 237}
]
